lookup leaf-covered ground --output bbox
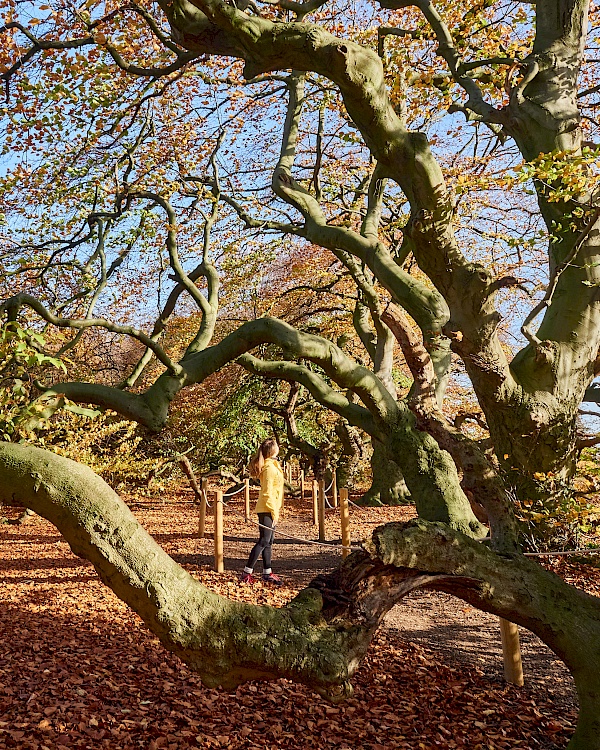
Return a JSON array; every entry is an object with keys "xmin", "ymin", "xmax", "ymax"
[{"xmin": 0, "ymin": 489, "xmax": 595, "ymax": 749}]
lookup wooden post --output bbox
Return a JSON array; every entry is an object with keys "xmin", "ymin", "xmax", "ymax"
[
  {"xmin": 286, "ymin": 463, "xmax": 292, "ymax": 483},
  {"xmin": 312, "ymin": 480, "xmax": 318, "ymax": 525},
  {"xmin": 317, "ymin": 479, "xmax": 326, "ymax": 543},
  {"xmin": 244, "ymin": 478, "xmax": 250, "ymax": 522},
  {"xmin": 492, "ymin": 517, "xmax": 524, "ymax": 687},
  {"xmin": 198, "ymin": 477, "xmax": 208, "ymax": 538},
  {"xmin": 340, "ymin": 488, "xmax": 351, "ymax": 559},
  {"xmin": 300, "ymin": 470, "xmax": 305, "ymax": 500},
  {"xmin": 214, "ymin": 490, "xmax": 224, "ymax": 573},
  {"xmin": 332, "ymin": 470, "xmax": 338, "ymax": 508},
  {"xmin": 499, "ymin": 618, "xmax": 524, "ymax": 686}
]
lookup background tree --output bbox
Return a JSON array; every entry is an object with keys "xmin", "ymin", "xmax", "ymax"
[{"xmin": 2, "ymin": 0, "xmax": 600, "ymax": 746}]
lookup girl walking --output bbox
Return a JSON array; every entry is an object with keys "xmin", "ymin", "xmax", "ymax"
[{"xmin": 241, "ymin": 438, "xmax": 284, "ymax": 585}]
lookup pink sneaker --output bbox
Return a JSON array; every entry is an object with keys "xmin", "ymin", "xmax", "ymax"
[
  {"xmin": 262, "ymin": 573, "xmax": 283, "ymax": 586},
  {"xmin": 240, "ymin": 572, "xmax": 255, "ymax": 584}
]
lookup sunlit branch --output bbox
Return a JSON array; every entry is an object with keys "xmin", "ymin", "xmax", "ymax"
[
  {"xmin": 182, "ymin": 177, "xmax": 299, "ymax": 234},
  {"xmin": 121, "ymin": 260, "xmax": 217, "ymax": 388},
  {"xmin": 100, "ymin": 71, "xmax": 189, "ymax": 148},
  {"xmin": 279, "ymin": 278, "xmax": 354, "ymax": 301},
  {"xmin": 256, "ymin": 0, "xmax": 329, "ymax": 19},
  {"xmin": 0, "ymin": 294, "xmax": 183, "ymax": 377},
  {"xmin": 1, "ymin": 20, "xmax": 192, "ymax": 108},
  {"xmin": 55, "ymin": 219, "xmax": 111, "ymax": 357},
  {"xmin": 184, "ymin": 135, "xmax": 222, "ymax": 355},
  {"xmin": 460, "ymin": 57, "xmax": 520, "ymax": 72},
  {"xmin": 381, "ymin": 302, "xmax": 437, "ymax": 408},
  {"xmin": 270, "ymin": 69, "xmax": 451, "ymax": 392},
  {"xmin": 238, "ymin": 354, "xmax": 381, "ymax": 437},
  {"xmin": 100, "ymin": 32, "xmax": 198, "ymax": 77},
  {"xmin": 378, "ymin": 300, "xmax": 516, "ymax": 548},
  {"xmin": 0, "ymin": 22, "xmax": 94, "ymax": 84},
  {"xmin": 288, "ymin": 306, "xmax": 349, "ymax": 325},
  {"xmin": 311, "ymin": 104, "xmax": 325, "ymax": 201},
  {"xmin": 352, "ymin": 301, "xmax": 377, "ymax": 363},
  {"xmin": 377, "ymin": 27, "xmax": 420, "ymax": 57},
  {"xmin": 340, "ymin": 258, "xmax": 396, "ymax": 397},
  {"xmin": 362, "ymin": 164, "xmax": 387, "ymax": 240},
  {"xmin": 252, "ymin": 382, "xmax": 324, "ymax": 462},
  {"xmin": 88, "ymin": 3, "xmax": 187, "ymax": 55},
  {"xmin": 377, "ymin": 0, "xmax": 500, "ymax": 123},
  {"xmin": 3, "ymin": 213, "xmax": 99, "ymax": 297},
  {"xmin": 181, "ymin": 316, "xmax": 399, "ymax": 424},
  {"xmin": 131, "ymin": 191, "xmax": 214, "ymax": 321}
]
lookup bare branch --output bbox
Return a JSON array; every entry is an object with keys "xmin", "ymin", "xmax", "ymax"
[
  {"xmin": 239, "ymin": 354, "xmax": 381, "ymax": 437},
  {"xmin": 0, "ymin": 293, "xmax": 183, "ymax": 377},
  {"xmin": 377, "ymin": 0, "xmax": 502, "ymax": 124}
]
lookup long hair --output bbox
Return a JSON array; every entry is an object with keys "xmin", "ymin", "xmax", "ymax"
[{"xmin": 248, "ymin": 438, "xmax": 278, "ymax": 480}]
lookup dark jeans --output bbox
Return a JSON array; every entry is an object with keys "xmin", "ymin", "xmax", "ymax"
[{"xmin": 246, "ymin": 512, "xmax": 275, "ymax": 571}]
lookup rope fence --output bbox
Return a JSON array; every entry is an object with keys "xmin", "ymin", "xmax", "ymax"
[
  {"xmin": 222, "ymin": 484, "xmax": 246, "ymax": 499},
  {"xmin": 224, "ymin": 503, "xmax": 356, "ymax": 552},
  {"xmin": 524, "ymin": 548, "xmax": 600, "ymax": 557},
  {"xmin": 199, "ymin": 475, "xmax": 600, "ymax": 562},
  {"xmin": 198, "ymin": 476, "xmax": 355, "ymax": 567}
]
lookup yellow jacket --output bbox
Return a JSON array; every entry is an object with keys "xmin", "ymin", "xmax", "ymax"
[{"xmin": 255, "ymin": 458, "xmax": 284, "ymax": 524}]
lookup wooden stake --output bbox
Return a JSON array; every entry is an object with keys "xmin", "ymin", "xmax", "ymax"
[
  {"xmin": 244, "ymin": 477, "xmax": 250, "ymax": 522},
  {"xmin": 340, "ymin": 488, "xmax": 351, "ymax": 559},
  {"xmin": 300, "ymin": 469, "xmax": 305, "ymax": 500},
  {"xmin": 332, "ymin": 470, "xmax": 338, "ymax": 508},
  {"xmin": 198, "ymin": 477, "xmax": 208, "ymax": 539},
  {"xmin": 214, "ymin": 490, "xmax": 224, "ymax": 573},
  {"xmin": 492, "ymin": 517, "xmax": 524, "ymax": 687},
  {"xmin": 317, "ymin": 479, "xmax": 326, "ymax": 542},
  {"xmin": 499, "ymin": 618, "xmax": 524, "ymax": 686},
  {"xmin": 312, "ymin": 480, "xmax": 318, "ymax": 525}
]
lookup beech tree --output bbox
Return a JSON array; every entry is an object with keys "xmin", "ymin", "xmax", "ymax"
[{"xmin": 2, "ymin": 0, "xmax": 600, "ymax": 745}]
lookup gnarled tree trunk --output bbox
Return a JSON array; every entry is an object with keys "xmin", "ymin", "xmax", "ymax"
[{"xmin": 358, "ymin": 440, "xmax": 411, "ymax": 506}]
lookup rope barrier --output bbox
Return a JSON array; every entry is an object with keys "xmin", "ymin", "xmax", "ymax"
[
  {"xmin": 524, "ymin": 548, "xmax": 600, "ymax": 557},
  {"xmin": 215, "ymin": 498, "xmax": 356, "ymax": 552},
  {"xmin": 210, "ymin": 491, "xmax": 600, "ymax": 560},
  {"xmin": 321, "ymin": 478, "xmax": 335, "ymax": 509},
  {"xmin": 201, "ymin": 483, "xmax": 245, "ymax": 504},
  {"xmin": 221, "ymin": 484, "xmax": 246, "ymax": 499},
  {"xmin": 250, "ymin": 515, "xmax": 355, "ymax": 552}
]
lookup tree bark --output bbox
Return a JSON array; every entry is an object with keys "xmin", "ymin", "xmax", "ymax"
[{"xmin": 358, "ymin": 440, "xmax": 411, "ymax": 506}]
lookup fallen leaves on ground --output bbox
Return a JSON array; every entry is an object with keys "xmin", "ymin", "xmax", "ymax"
[{"xmin": 0, "ymin": 493, "xmax": 584, "ymax": 749}]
